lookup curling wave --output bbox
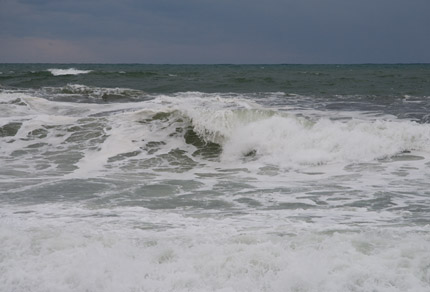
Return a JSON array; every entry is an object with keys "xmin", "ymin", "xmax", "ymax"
[{"xmin": 150, "ymin": 95, "xmax": 430, "ymax": 167}]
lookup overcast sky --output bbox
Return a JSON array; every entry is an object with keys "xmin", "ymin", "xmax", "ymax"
[{"xmin": 1, "ymin": 0, "xmax": 429, "ymax": 63}]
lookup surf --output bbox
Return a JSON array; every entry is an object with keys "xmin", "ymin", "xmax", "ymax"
[{"xmin": 47, "ymin": 68, "xmax": 92, "ymax": 76}]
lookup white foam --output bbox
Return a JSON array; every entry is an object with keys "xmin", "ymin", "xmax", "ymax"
[
  {"xmin": 68, "ymin": 117, "xmax": 146, "ymax": 178},
  {"xmin": 63, "ymin": 84, "xmax": 141, "ymax": 94},
  {"xmin": 1, "ymin": 205, "xmax": 429, "ymax": 292},
  {"xmin": 153, "ymin": 94, "xmax": 430, "ymax": 167},
  {"xmin": 47, "ymin": 68, "xmax": 92, "ymax": 76},
  {"xmin": 3, "ymin": 91, "xmax": 430, "ymax": 178},
  {"xmin": 220, "ymin": 116, "xmax": 430, "ymax": 167}
]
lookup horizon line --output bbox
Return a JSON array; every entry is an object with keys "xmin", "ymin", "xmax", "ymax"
[{"xmin": 1, "ymin": 62, "xmax": 429, "ymax": 66}]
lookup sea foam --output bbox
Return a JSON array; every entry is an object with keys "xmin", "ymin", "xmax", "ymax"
[
  {"xmin": 3, "ymin": 91, "xmax": 430, "ymax": 173},
  {"xmin": 1, "ymin": 205, "xmax": 430, "ymax": 292},
  {"xmin": 155, "ymin": 94, "xmax": 430, "ymax": 167},
  {"xmin": 47, "ymin": 68, "xmax": 92, "ymax": 76}
]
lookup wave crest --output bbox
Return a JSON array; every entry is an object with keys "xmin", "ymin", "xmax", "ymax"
[
  {"xmin": 41, "ymin": 84, "xmax": 146, "ymax": 102},
  {"xmin": 146, "ymin": 94, "xmax": 430, "ymax": 167},
  {"xmin": 220, "ymin": 116, "xmax": 430, "ymax": 166},
  {"xmin": 47, "ymin": 68, "xmax": 92, "ymax": 76}
]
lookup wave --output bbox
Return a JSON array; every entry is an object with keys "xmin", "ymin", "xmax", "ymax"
[
  {"xmin": 158, "ymin": 95, "xmax": 430, "ymax": 166},
  {"xmin": 41, "ymin": 84, "xmax": 147, "ymax": 102},
  {"xmin": 220, "ymin": 115, "xmax": 429, "ymax": 165},
  {"xmin": 2, "ymin": 91, "xmax": 430, "ymax": 174},
  {"xmin": 47, "ymin": 68, "xmax": 92, "ymax": 76},
  {"xmin": 109, "ymin": 94, "xmax": 430, "ymax": 168}
]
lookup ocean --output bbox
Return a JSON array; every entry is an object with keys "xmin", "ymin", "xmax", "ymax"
[{"xmin": 1, "ymin": 64, "xmax": 430, "ymax": 291}]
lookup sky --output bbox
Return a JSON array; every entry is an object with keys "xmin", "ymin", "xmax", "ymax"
[{"xmin": 1, "ymin": 0, "xmax": 429, "ymax": 64}]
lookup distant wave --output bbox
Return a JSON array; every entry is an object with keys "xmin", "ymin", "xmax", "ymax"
[
  {"xmin": 47, "ymin": 68, "xmax": 92, "ymax": 76},
  {"xmin": 41, "ymin": 84, "xmax": 146, "ymax": 102}
]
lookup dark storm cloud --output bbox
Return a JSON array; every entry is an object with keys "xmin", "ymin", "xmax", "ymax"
[{"xmin": 1, "ymin": 0, "xmax": 429, "ymax": 63}]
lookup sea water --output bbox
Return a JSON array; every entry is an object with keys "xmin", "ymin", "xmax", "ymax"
[{"xmin": 1, "ymin": 64, "xmax": 430, "ymax": 291}]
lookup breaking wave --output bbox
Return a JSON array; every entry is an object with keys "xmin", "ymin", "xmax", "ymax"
[
  {"xmin": 145, "ymin": 94, "xmax": 430, "ymax": 167},
  {"xmin": 47, "ymin": 68, "xmax": 92, "ymax": 76},
  {"xmin": 41, "ymin": 84, "xmax": 147, "ymax": 102},
  {"xmin": 2, "ymin": 90, "xmax": 429, "ymax": 177}
]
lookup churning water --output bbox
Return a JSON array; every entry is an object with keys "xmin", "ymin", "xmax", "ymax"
[{"xmin": 1, "ymin": 64, "xmax": 430, "ymax": 291}]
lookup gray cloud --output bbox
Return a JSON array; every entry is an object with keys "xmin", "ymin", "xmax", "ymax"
[{"xmin": 1, "ymin": 0, "xmax": 429, "ymax": 63}]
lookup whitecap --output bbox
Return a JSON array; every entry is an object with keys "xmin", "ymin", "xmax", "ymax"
[
  {"xmin": 47, "ymin": 68, "xmax": 92, "ymax": 76},
  {"xmin": 153, "ymin": 93, "xmax": 430, "ymax": 167}
]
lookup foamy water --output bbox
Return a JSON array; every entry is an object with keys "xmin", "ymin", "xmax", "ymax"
[
  {"xmin": 47, "ymin": 68, "xmax": 92, "ymax": 76},
  {"xmin": 2, "ymin": 205, "xmax": 430, "ymax": 292},
  {"xmin": 1, "ymin": 64, "xmax": 430, "ymax": 291}
]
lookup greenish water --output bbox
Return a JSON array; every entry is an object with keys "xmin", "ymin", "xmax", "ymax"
[{"xmin": 1, "ymin": 64, "xmax": 429, "ymax": 96}]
